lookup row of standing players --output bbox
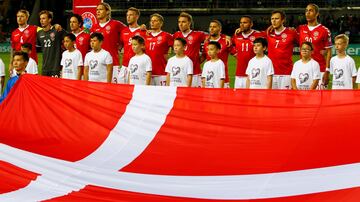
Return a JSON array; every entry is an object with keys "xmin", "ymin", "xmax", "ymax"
[{"xmin": 5, "ymin": 3, "xmax": 360, "ymax": 92}]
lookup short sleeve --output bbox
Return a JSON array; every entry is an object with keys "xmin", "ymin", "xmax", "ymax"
[
  {"xmin": 219, "ymin": 60, "xmax": 225, "ymax": 79},
  {"xmin": 105, "ymin": 52, "xmax": 113, "ymax": 65},
  {"xmin": 312, "ymin": 61, "xmax": 321, "ymax": 80},
  {"xmin": 201, "ymin": 63, "xmax": 208, "ymax": 78},
  {"xmin": 77, "ymin": 52, "xmax": 84, "ymax": 66},
  {"xmin": 146, "ymin": 56, "xmax": 152, "ymax": 72},
  {"xmin": 0, "ymin": 59, "xmax": 5, "ymax": 76},
  {"xmin": 186, "ymin": 58, "xmax": 193, "ymax": 75},
  {"xmin": 266, "ymin": 59, "xmax": 274, "ymax": 76}
]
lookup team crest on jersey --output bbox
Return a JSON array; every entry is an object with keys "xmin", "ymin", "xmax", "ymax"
[
  {"xmin": 187, "ymin": 36, "xmax": 193, "ymax": 44},
  {"xmin": 334, "ymin": 69, "xmax": 344, "ymax": 80},
  {"xmin": 281, "ymin": 33, "xmax": 287, "ymax": 42},
  {"xmin": 313, "ymin": 31, "xmax": 319, "ymax": 40},
  {"xmin": 172, "ymin": 66, "xmax": 181, "ymax": 76},
  {"xmin": 157, "ymin": 36, "xmax": 163, "ymax": 44},
  {"xmin": 250, "ymin": 36, "xmax": 256, "ymax": 41},
  {"xmin": 65, "ymin": 59, "xmax": 72, "ymax": 68},
  {"xmin": 24, "ymin": 30, "xmax": 29, "ymax": 37},
  {"xmin": 299, "ymin": 73, "xmax": 309, "ymax": 84},
  {"xmin": 82, "ymin": 12, "xmax": 97, "ymax": 30},
  {"xmin": 251, "ymin": 68, "xmax": 260, "ymax": 79},
  {"xmin": 130, "ymin": 64, "xmax": 138, "ymax": 74},
  {"xmin": 89, "ymin": 60, "xmax": 98, "ymax": 69},
  {"xmin": 78, "ymin": 36, "xmax": 84, "ymax": 45},
  {"xmin": 50, "ymin": 32, "xmax": 56, "ymax": 41},
  {"xmin": 105, "ymin": 25, "xmax": 111, "ymax": 34},
  {"xmin": 206, "ymin": 71, "xmax": 214, "ymax": 81}
]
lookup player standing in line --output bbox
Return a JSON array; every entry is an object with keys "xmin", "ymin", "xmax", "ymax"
[
  {"xmin": 69, "ymin": 14, "xmax": 90, "ymax": 59},
  {"xmin": 0, "ymin": 58, "xmax": 4, "ymax": 93},
  {"xmin": 246, "ymin": 37, "xmax": 274, "ymax": 89},
  {"xmin": 330, "ymin": 34, "xmax": 357, "ymax": 89},
  {"xmin": 291, "ymin": 42, "xmax": 321, "ymax": 90},
  {"xmin": 91, "ymin": 2, "xmax": 126, "ymax": 83},
  {"xmin": 201, "ymin": 41, "xmax": 225, "ymax": 88},
  {"xmin": 61, "ymin": 33, "xmax": 83, "ymax": 80},
  {"xmin": 119, "ymin": 7, "xmax": 147, "ymax": 84},
  {"xmin": 145, "ymin": 13, "xmax": 173, "ymax": 86},
  {"xmin": 128, "ymin": 35, "xmax": 152, "ymax": 85},
  {"xmin": 166, "ymin": 38, "xmax": 193, "ymax": 87},
  {"xmin": 202, "ymin": 20, "xmax": 231, "ymax": 88},
  {"xmin": 37, "ymin": 10, "xmax": 66, "ymax": 77},
  {"xmin": 84, "ymin": 32, "xmax": 113, "ymax": 83},
  {"xmin": 267, "ymin": 10, "xmax": 298, "ymax": 89},
  {"xmin": 232, "ymin": 16, "xmax": 266, "ymax": 88},
  {"xmin": 297, "ymin": 3, "xmax": 332, "ymax": 89}
]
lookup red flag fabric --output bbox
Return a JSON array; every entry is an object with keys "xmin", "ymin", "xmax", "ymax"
[{"xmin": 1, "ymin": 74, "xmax": 360, "ymax": 201}]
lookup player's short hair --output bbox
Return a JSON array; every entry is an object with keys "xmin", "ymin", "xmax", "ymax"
[
  {"xmin": 253, "ymin": 37, "xmax": 268, "ymax": 48},
  {"xmin": 178, "ymin": 12, "xmax": 193, "ymax": 26},
  {"xmin": 70, "ymin": 13, "xmax": 83, "ymax": 27},
  {"xmin": 64, "ymin": 33, "xmax": 76, "ymax": 42},
  {"xmin": 208, "ymin": 41, "xmax": 221, "ymax": 50},
  {"xmin": 307, "ymin": 3, "xmax": 320, "ymax": 14},
  {"xmin": 335, "ymin": 34, "xmax": 349, "ymax": 45},
  {"xmin": 90, "ymin": 32, "xmax": 104, "ymax": 42},
  {"xmin": 128, "ymin": 7, "xmax": 140, "ymax": 16},
  {"xmin": 210, "ymin": 20, "xmax": 222, "ymax": 29},
  {"xmin": 240, "ymin": 15, "xmax": 253, "ymax": 23},
  {"xmin": 39, "ymin": 10, "xmax": 53, "ymax": 19},
  {"xmin": 271, "ymin": 10, "xmax": 286, "ymax": 20},
  {"xmin": 17, "ymin": 9, "xmax": 30, "ymax": 18},
  {"xmin": 131, "ymin": 35, "xmax": 145, "ymax": 45},
  {"xmin": 150, "ymin": 13, "xmax": 164, "ymax": 24},
  {"xmin": 13, "ymin": 51, "xmax": 29, "ymax": 62},
  {"xmin": 21, "ymin": 43, "xmax": 32, "ymax": 50},
  {"xmin": 98, "ymin": 2, "xmax": 111, "ymax": 18},
  {"xmin": 301, "ymin": 41, "xmax": 314, "ymax": 51},
  {"xmin": 174, "ymin": 37, "xmax": 187, "ymax": 46}
]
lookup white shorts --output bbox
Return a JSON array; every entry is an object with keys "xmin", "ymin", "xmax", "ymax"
[
  {"xmin": 191, "ymin": 74, "xmax": 202, "ymax": 87},
  {"xmin": 272, "ymin": 75, "xmax": 291, "ymax": 89},
  {"xmin": 112, "ymin": 66, "xmax": 120, "ymax": 83},
  {"xmin": 234, "ymin": 76, "xmax": 248, "ymax": 89},
  {"xmin": 117, "ymin": 66, "xmax": 129, "ymax": 84},
  {"xmin": 152, "ymin": 75, "xmax": 167, "ymax": 86}
]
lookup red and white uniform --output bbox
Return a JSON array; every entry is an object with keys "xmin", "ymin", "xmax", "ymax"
[
  {"xmin": 120, "ymin": 27, "xmax": 147, "ymax": 68},
  {"xmin": 173, "ymin": 30, "xmax": 207, "ymax": 75},
  {"xmin": 11, "ymin": 25, "xmax": 38, "ymax": 63},
  {"xmin": 73, "ymin": 31, "xmax": 90, "ymax": 60},
  {"xmin": 297, "ymin": 24, "xmax": 332, "ymax": 72},
  {"xmin": 145, "ymin": 31, "xmax": 173, "ymax": 76},
  {"xmin": 267, "ymin": 27, "xmax": 298, "ymax": 75},
  {"xmin": 232, "ymin": 30, "xmax": 265, "ymax": 77},
  {"xmin": 91, "ymin": 19, "xmax": 126, "ymax": 67},
  {"xmin": 202, "ymin": 34, "xmax": 231, "ymax": 84}
]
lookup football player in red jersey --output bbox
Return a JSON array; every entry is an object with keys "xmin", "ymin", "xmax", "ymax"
[
  {"xmin": 297, "ymin": 3, "xmax": 332, "ymax": 89},
  {"xmin": 201, "ymin": 20, "xmax": 231, "ymax": 88},
  {"xmin": 118, "ymin": 7, "xmax": 147, "ymax": 84},
  {"xmin": 145, "ymin": 13, "xmax": 173, "ymax": 86},
  {"xmin": 267, "ymin": 10, "xmax": 298, "ymax": 89},
  {"xmin": 91, "ymin": 2, "xmax": 126, "ymax": 83},
  {"xmin": 232, "ymin": 16, "xmax": 265, "ymax": 88}
]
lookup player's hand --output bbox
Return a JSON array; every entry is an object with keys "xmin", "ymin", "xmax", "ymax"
[
  {"xmin": 140, "ymin": 24, "xmax": 147, "ymax": 31},
  {"xmin": 235, "ymin": 28, "xmax": 243, "ymax": 35},
  {"xmin": 54, "ymin": 24, "xmax": 63, "ymax": 32},
  {"xmin": 266, "ymin": 25, "xmax": 274, "ymax": 36},
  {"xmin": 225, "ymin": 35, "xmax": 231, "ymax": 47},
  {"xmin": 322, "ymin": 71, "xmax": 330, "ymax": 88}
]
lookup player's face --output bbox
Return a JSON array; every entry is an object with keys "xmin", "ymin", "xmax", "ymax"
[
  {"xmin": 150, "ymin": 16, "xmax": 163, "ymax": 31},
  {"xmin": 253, "ymin": 43, "xmax": 265, "ymax": 55},
  {"xmin": 70, "ymin": 17, "xmax": 81, "ymax": 32},
  {"xmin": 209, "ymin": 22, "xmax": 221, "ymax": 37},
  {"xmin": 96, "ymin": 5, "xmax": 108, "ymax": 20},
  {"xmin": 16, "ymin": 12, "xmax": 28, "ymax": 26},
  {"xmin": 63, "ymin": 37, "xmax": 74, "ymax": 50},
  {"xmin": 39, "ymin": 14, "xmax": 51, "ymax": 28},
  {"xmin": 271, "ymin": 13, "xmax": 284, "ymax": 29},
  {"xmin": 300, "ymin": 44, "xmax": 312, "ymax": 58},
  {"xmin": 126, "ymin": 10, "xmax": 138, "ymax": 25},
  {"xmin": 90, "ymin": 37, "xmax": 102, "ymax": 51},
  {"xmin": 12, "ymin": 55, "xmax": 28, "ymax": 73},
  {"xmin": 178, "ymin": 17, "xmax": 191, "ymax": 32},
  {"xmin": 207, "ymin": 44, "xmax": 219, "ymax": 58},
  {"xmin": 240, "ymin": 17, "xmax": 252, "ymax": 33},
  {"xmin": 335, "ymin": 38, "xmax": 347, "ymax": 53},
  {"xmin": 131, "ymin": 39, "xmax": 144, "ymax": 54},
  {"xmin": 173, "ymin": 40, "xmax": 185, "ymax": 55},
  {"xmin": 305, "ymin": 5, "xmax": 319, "ymax": 22}
]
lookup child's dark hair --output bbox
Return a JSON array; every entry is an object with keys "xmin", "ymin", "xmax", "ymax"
[
  {"xmin": 90, "ymin": 32, "xmax": 104, "ymax": 41},
  {"xmin": 13, "ymin": 51, "xmax": 29, "ymax": 62},
  {"xmin": 21, "ymin": 43, "xmax": 32, "ymax": 50},
  {"xmin": 174, "ymin": 37, "xmax": 187, "ymax": 46},
  {"xmin": 64, "ymin": 33, "xmax": 76, "ymax": 42},
  {"xmin": 208, "ymin": 41, "xmax": 221, "ymax": 50},
  {"xmin": 253, "ymin": 37, "xmax": 267, "ymax": 48},
  {"xmin": 301, "ymin": 41, "xmax": 314, "ymax": 51},
  {"xmin": 131, "ymin": 35, "xmax": 145, "ymax": 45}
]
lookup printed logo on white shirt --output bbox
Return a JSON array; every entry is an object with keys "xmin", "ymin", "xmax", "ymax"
[
  {"xmin": 299, "ymin": 73, "xmax": 309, "ymax": 84},
  {"xmin": 333, "ymin": 68, "xmax": 344, "ymax": 80},
  {"xmin": 89, "ymin": 60, "xmax": 98, "ymax": 69}
]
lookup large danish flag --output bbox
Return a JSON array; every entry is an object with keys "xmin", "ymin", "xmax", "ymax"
[{"xmin": 1, "ymin": 74, "xmax": 360, "ymax": 201}]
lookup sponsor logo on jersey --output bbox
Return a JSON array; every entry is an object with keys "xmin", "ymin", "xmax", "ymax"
[
  {"xmin": 89, "ymin": 60, "xmax": 98, "ymax": 69},
  {"xmin": 251, "ymin": 68, "xmax": 260, "ymax": 79},
  {"xmin": 130, "ymin": 64, "xmax": 138, "ymax": 74},
  {"xmin": 299, "ymin": 73, "xmax": 309, "ymax": 84},
  {"xmin": 82, "ymin": 12, "xmax": 97, "ymax": 30},
  {"xmin": 334, "ymin": 69, "xmax": 344, "ymax": 80},
  {"xmin": 206, "ymin": 71, "xmax": 214, "ymax": 81},
  {"xmin": 172, "ymin": 66, "xmax": 181, "ymax": 76},
  {"xmin": 65, "ymin": 59, "xmax": 72, "ymax": 68}
]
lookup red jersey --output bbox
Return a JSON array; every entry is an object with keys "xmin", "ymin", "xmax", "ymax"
[
  {"xmin": 11, "ymin": 25, "xmax": 38, "ymax": 63},
  {"xmin": 267, "ymin": 27, "xmax": 298, "ymax": 75},
  {"xmin": 120, "ymin": 27, "xmax": 147, "ymax": 67},
  {"xmin": 297, "ymin": 24, "xmax": 332, "ymax": 72},
  {"xmin": 173, "ymin": 30, "xmax": 207, "ymax": 75},
  {"xmin": 145, "ymin": 31, "xmax": 173, "ymax": 76},
  {"xmin": 91, "ymin": 19, "xmax": 126, "ymax": 66},
  {"xmin": 202, "ymin": 34, "xmax": 231, "ymax": 82},
  {"xmin": 73, "ymin": 31, "xmax": 90, "ymax": 60},
  {"xmin": 232, "ymin": 30, "xmax": 265, "ymax": 76}
]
